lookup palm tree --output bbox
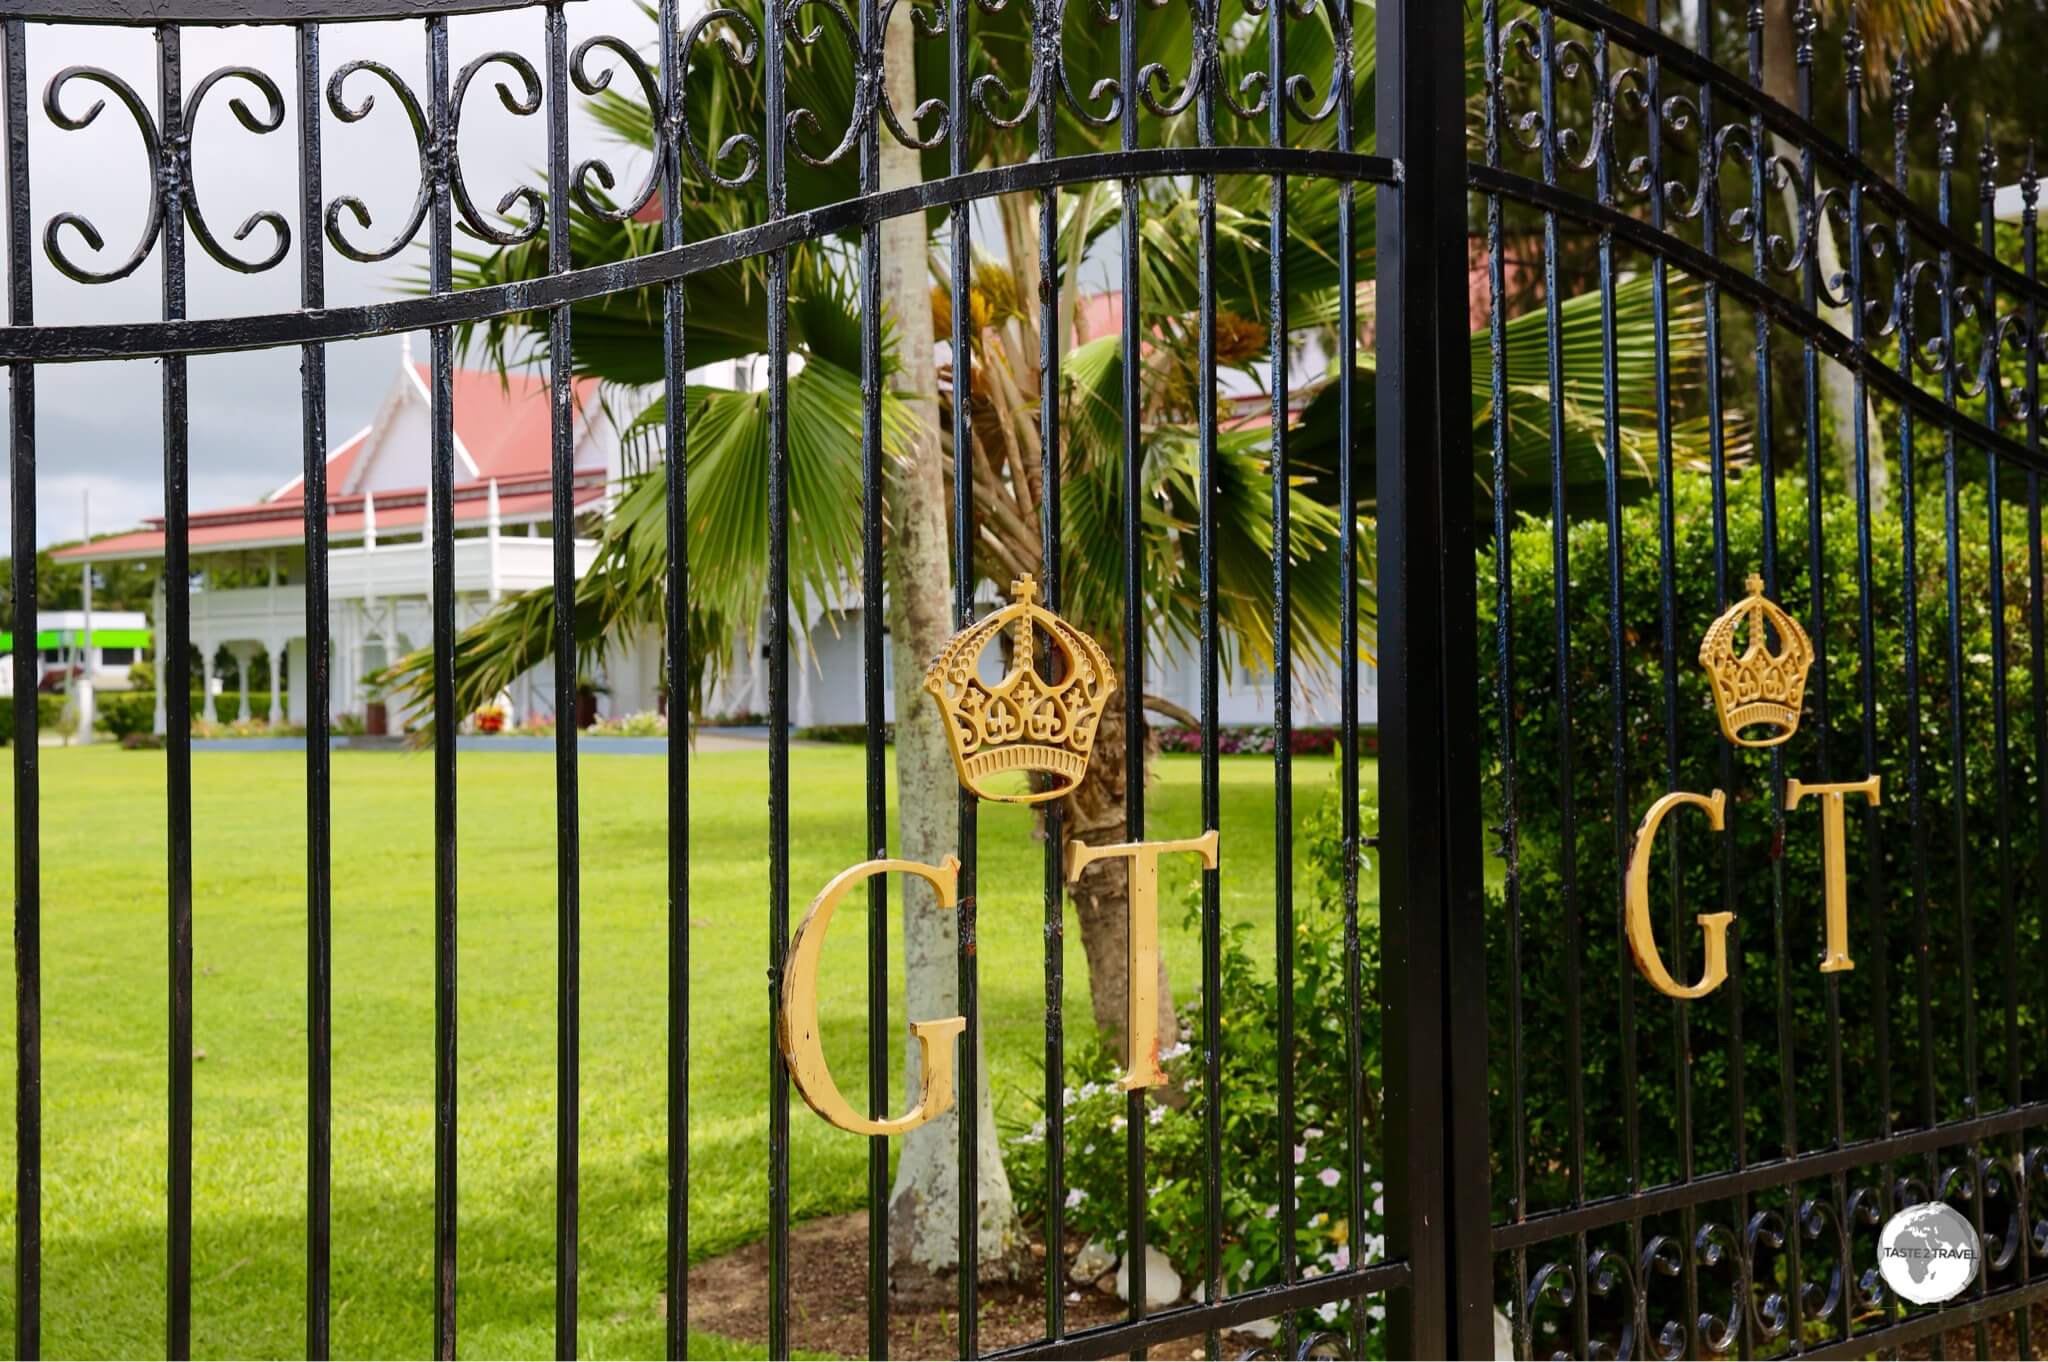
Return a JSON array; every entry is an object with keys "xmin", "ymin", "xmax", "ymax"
[{"xmin": 386, "ymin": 0, "xmax": 1721, "ymax": 1278}]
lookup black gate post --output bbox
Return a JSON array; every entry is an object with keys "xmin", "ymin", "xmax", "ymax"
[{"xmin": 1376, "ymin": 0, "xmax": 1493, "ymax": 1355}]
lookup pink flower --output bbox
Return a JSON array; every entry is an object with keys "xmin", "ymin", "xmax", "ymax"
[
  {"xmin": 1318, "ymin": 1167, "xmax": 1342, "ymax": 1187},
  {"xmin": 1293, "ymin": 1144, "xmax": 1307, "ymax": 1165}
]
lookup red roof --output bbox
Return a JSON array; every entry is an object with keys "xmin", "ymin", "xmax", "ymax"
[
  {"xmin": 60, "ymin": 471, "xmax": 608, "ymax": 562},
  {"xmin": 56, "ymin": 361, "xmax": 610, "ymax": 563}
]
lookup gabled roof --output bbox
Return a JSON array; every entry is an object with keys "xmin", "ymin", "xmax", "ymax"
[{"xmin": 55, "ymin": 349, "xmax": 611, "ymax": 564}]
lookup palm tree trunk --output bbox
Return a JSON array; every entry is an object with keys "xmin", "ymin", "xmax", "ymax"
[
  {"xmin": 1060, "ymin": 685, "xmax": 1179, "ymax": 1067},
  {"xmin": 880, "ymin": 8, "xmax": 1021, "ymax": 1297}
]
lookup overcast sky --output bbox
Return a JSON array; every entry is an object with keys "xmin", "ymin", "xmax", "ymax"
[{"xmin": 0, "ymin": 0, "xmax": 653, "ymax": 552}]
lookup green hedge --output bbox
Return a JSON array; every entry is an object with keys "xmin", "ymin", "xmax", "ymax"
[
  {"xmin": 96, "ymin": 692, "xmax": 155, "ymax": 738},
  {"xmin": 1479, "ymin": 469, "xmax": 2048, "ymax": 1217},
  {"xmin": 192, "ymin": 690, "xmax": 276, "ymax": 721}
]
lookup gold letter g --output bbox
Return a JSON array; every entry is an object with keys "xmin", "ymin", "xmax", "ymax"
[
  {"xmin": 778, "ymin": 856, "xmax": 967, "ymax": 1136},
  {"xmin": 1624, "ymin": 790, "xmax": 1736, "ymax": 1000}
]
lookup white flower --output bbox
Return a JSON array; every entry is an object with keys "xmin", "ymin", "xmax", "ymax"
[
  {"xmin": 1148, "ymin": 1105, "xmax": 1166, "ymax": 1125},
  {"xmin": 1083, "ymin": 1143, "xmax": 1095, "ymax": 1156},
  {"xmin": 1317, "ymin": 1302, "xmax": 1339, "ymax": 1323},
  {"xmin": 1062, "ymin": 1086, "xmax": 1077, "ymax": 1107},
  {"xmin": 1304, "ymin": 1126, "xmax": 1324, "ymax": 1140},
  {"xmin": 1372, "ymin": 1195, "xmax": 1384, "ymax": 1216},
  {"xmin": 1318, "ymin": 1167, "xmax": 1342, "ymax": 1187},
  {"xmin": 1310, "ymin": 1212, "xmax": 1327, "ymax": 1228},
  {"xmin": 1263, "ymin": 1204, "xmax": 1279, "ymax": 1219},
  {"xmin": 1239, "ymin": 1260, "xmax": 1254, "ymax": 1281},
  {"xmin": 1066, "ymin": 1188, "xmax": 1088, "ymax": 1208},
  {"xmin": 1294, "ymin": 1144, "xmax": 1307, "ymax": 1165},
  {"xmin": 1110, "ymin": 1115, "xmax": 1127, "ymax": 1133},
  {"xmin": 1160, "ymin": 1040, "xmax": 1191, "ymax": 1061},
  {"xmin": 1329, "ymin": 1245, "xmax": 1351, "ymax": 1271}
]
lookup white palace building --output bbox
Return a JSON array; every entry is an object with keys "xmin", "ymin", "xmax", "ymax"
[{"xmin": 58, "ymin": 341, "xmax": 1376, "ymax": 733}]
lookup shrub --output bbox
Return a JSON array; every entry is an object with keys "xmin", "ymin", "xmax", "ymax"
[
  {"xmin": 96, "ymin": 692, "xmax": 155, "ymax": 738},
  {"xmin": 587, "ymin": 710, "xmax": 667, "ymax": 737},
  {"xmin": 1153, "ymin": 725, "xmax": 1371, "ymax": 757},
  {"xmin": 1478, "ymin": 469, "xmax": 2048, "ymax": 1226},
  {"xmin": 794, "ymin": 722, "xmax": 894, "ymax": 744},
  {"xmin": 1006, "ymin": 773, "xmax": 1387, "ymax": 1350}
]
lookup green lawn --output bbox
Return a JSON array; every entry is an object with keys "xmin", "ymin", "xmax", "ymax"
[{"xmin": 0, "ymin": 744, "xmax": 1361, "ymax": 1359}]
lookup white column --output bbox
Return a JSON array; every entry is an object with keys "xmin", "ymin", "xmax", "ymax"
[
  {"xmin": 201, "ymin": 641, "xmax": 218, "ymax": 725},
  {"xmin": 486, "ymin": 477, "xmax": 502, "ymax": 605},
  {"xmin": 269, "ymin": 644, "xmax": 285, "ymax": 726},
  {"xmin": 152, "ymin": 575, "xmax": 167, "ymax": 735},
  {"xmin": 231, "ymin": 643, "xmax": 253, "ymax": 723}
]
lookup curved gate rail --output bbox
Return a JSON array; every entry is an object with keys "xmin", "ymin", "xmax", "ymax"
[
  {"xmin": 0, "ymin": 0, "xmax": 1475, "ymax": 1357},
  {"xmin": 1472, "ymin": 2, "xmax": 2048, "ymax": 1360}
]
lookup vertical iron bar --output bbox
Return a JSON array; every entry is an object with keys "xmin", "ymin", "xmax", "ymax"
[
  {"xmin": 545, "ymin": 8, "xmax": 581, "ymax": 1355},
  {"xmin": 1119, "ymin": 0, "xmax": 1148, "ymax": 1343},
  {"xmin": 158, "ymin": 24, "xmax": 193, "ymax": 1359},
  {"xmin": 426, "ymin": 16, "xmax": 459, "ymax": 1357},
  {"xmin": 1193, "ymin": 0, "xmax": 1223, "ymax": 1353},
  {"xmin": 1264, "ymin": 0, "xmax": 1294, "ymax": 1346},
  {"xmin": 1332, "ymin": 0, "xmax": 1365, "ymax": 1349},
  {"xmin": 764, "ymin": 0, "xmax": 793, "ymax": 1346},
  {"xmin": 859, "ymin": 0, "xmax": 890, "ymax": 1349},
  {"xmin": 658, "ymin": 0, "xmax": 690, "ymax": 1352},
  {"xmin": 1843, "ymin": 10, "xmax": 1898, "ymax": 1343},
  {"xmin": 1934, "ymin": 109, "xmax": 1991, "ymax": 1360},
  {"xmin": 1590, "ymin": 16, "xmax": 1647, "ymax": 1349},
  {"xmin": 1379, "ymin": 0, "xmax": 1482, "ymax": 1349},
  {"xmin": 1792, "ymin": 32, "xmax": 1851, "ymax": 1316},
  {"xmin": 1641, "ymin": 0, "xmax": 1701, "ymax": 1343},
  {"xmin": 1534, "ymin": 11, "xmax": 1589, "ymax": 1354},
  {"xmin": 1036, "ymin": 0, "xmax": 1068, "ymax": 1342},
  {"xmin": 1692, "ymin": 13, "xmax": 1752, "ymax": 1349},
  {"xmin": 4, "ymin": 19, "xmax": 35, "ymax": 1360},
  {"xmin": 946, "ymin": 0, "xmax": 979, "ymax": 1344},
  {"xmin": 1480, "ymin": 2, "xmax": 1531, "ymax": 1353},
  {"xmin": 1742, "ymin": 11, "xmax": 1805, "ymax": 1345},
  {"xmin": 296, "ymin": 20, "xmax": 332, "ymax": 1358},
  {"xmin": 1891, "ymin": 71, "xmax": 1945, "ymax": 1362},
  {"xmin": 1978, "ymin": 114, "xmax": 2023, "ymax": 1361},
  {"xmin": 2018, "ymin": 145, "xmax": 2041, "ymax": 1362}
]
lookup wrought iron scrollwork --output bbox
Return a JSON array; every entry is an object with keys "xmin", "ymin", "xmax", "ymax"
[
  {"xmin": 568, "ymin": 36, "xmax": 666, "ymax": 218},
  {"xmin": 323, "ymin": 60, "xmax": 431, "ymax": 262},
  {"xmin": 448, "ymin": 51, "xmax": 545, "ymax": 244},
  {"xmin": 43, "ymin": 61, "xmax": 290, "ymax": 283},
  {"xmin": 679, "ymin": 8, "xmax": 768, "ymax": 186},
  {"xmin": 874, "ymin": 0, "xmax": 953, "ymax": 145}
]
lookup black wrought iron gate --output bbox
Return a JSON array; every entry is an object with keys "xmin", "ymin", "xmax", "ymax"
[{"xmin": 2, "ymin": 0, "xmax": 2045, "ymax": 1357}]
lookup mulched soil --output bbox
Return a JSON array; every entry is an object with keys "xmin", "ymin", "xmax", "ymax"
[{"xmin": 682, "ymin": 1211, "xmax": 1265, "ymax": 1359}]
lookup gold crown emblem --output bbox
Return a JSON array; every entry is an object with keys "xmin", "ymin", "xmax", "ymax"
[
  {"xmin": 922, "ymin": 575, "xmax": 1117, "ymax": 804},
  {"xmin": 1699, "ymin": 573, "xmax": 1814, "ymax": 748}
]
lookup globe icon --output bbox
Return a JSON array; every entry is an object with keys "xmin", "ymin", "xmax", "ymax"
[{"xmin": 1878, "ymin": 1201, "xmax": 1981, "ymax": 1306}]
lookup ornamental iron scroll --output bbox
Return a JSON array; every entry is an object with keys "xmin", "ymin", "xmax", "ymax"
[{"xmin": 43, "ymin": 61, "xmax": 288, "ymax": 281}]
